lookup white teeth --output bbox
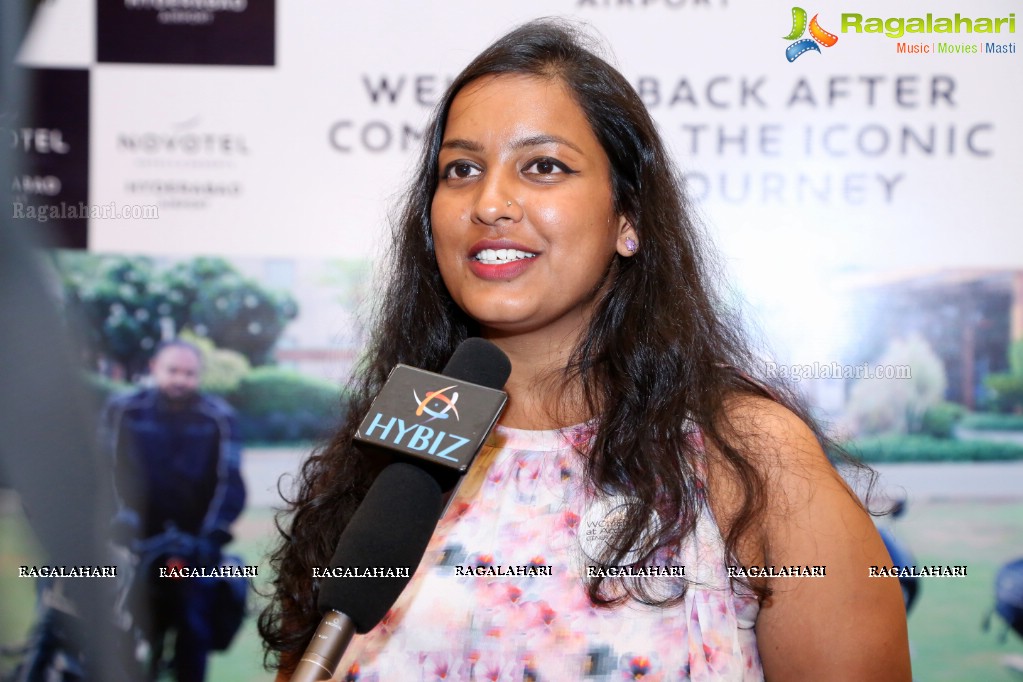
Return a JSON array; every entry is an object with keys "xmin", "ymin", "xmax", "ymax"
[{"xmin": 474, "ymin": 248, "xmax": 537, "ymax": 265}]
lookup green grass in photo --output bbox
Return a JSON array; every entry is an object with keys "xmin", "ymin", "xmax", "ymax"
[
  {"xmin": 897, "ymin": 500, "xmax": 1023, "ymax": 681},
  {"xmin": 4, "ymin": 498, "xmax": 1023, "ymax": 680}
]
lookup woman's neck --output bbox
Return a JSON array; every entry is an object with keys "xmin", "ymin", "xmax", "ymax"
[{"xmin": 482, "ymin": 325, "xmax": 590, "ymax": 430}]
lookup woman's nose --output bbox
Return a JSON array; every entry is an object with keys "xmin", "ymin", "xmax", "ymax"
[{"xmin": 472, "ymin": 170, "xmax": 522, "ymax": 226}]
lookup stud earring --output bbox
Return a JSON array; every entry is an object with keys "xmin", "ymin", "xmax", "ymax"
[{"xmin": 624, "ymin": 237, "xmax": 637, "ymax": 254}]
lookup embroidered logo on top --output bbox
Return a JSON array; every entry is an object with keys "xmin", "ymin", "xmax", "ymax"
[
  {"xmin": 579, "ymin": 494, "xmax": 662, "ymax": 566},
  {"xmin": 783, "ymin": 7, "xmax": 839, "ymax": 62}
]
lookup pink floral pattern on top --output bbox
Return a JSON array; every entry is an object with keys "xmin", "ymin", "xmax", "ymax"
[{"xmin": 335, "ymin": 424, "xmax": 763, "ymax": 681}]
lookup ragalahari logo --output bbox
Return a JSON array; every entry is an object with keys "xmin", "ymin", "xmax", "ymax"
[
  {"xmin": 413, "ymin": 384, "xmax": 460, "ymax": 422},
  {"xmin": 783, "ymin": 7, "xmax": 839, "ymax": 61}
]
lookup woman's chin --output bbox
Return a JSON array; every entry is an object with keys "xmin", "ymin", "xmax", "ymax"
[{"xmin": 475, "ymin": 315, "xmax": 587, "ymax": 341}]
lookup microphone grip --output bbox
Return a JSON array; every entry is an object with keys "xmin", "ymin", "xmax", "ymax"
[{"xmin": 290, "ymin": 610, "xmax": 356, "ymax": 682}]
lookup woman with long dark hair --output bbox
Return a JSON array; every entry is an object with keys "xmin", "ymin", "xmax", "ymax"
[{"xmin": 262, "ymin": 19, "xmax": 911, "ymax": 681}]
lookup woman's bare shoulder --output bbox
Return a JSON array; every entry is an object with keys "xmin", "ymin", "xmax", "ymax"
[
  {"xmin": 703, "ymin": 394, "xmax": 911, "ymax": 679},
  {"xmin": 700, "ymin": 395, "xmax": 846, "ymax": 538}
]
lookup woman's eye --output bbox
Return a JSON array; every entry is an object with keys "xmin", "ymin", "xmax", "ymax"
[
  {"xmin": 524, "ymin": 158, "xmax": 573, "ymax": 176},
  {"xmin": 443, "ymin": 162, "xmax": 480, "ymax": 180}
]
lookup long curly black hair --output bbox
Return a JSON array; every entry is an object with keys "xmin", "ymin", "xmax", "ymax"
[{"xmin": 259, "ymin": 17, "xmax": 852, "ymax": 673}]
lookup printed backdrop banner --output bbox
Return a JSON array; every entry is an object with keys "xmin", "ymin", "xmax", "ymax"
[
  {"xmin": 13, "ymin": 0, "xmax": 1021, "ymax": 393},
  {"xmin": 5, "ymin": 2, "xmax": 1023, "ymax": 679},
  {"xmin": 13, "ymin": 0, "xmax": 1019, "ymax": 269}
]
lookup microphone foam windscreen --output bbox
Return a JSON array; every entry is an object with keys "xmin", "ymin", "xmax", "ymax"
[
  {"xmin": 317, "ymin": 462, "xmax": 444, "ymax": 632},
  {"xmin": 441, "ymin": 337, "xmax": 511, "ymax": 389}
]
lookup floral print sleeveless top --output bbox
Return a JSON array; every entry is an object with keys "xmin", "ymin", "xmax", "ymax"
[{"xmin": 336, "ymin": 424, "xmax": 764, "ymax": 681}]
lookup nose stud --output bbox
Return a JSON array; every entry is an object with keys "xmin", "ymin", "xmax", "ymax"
[{"xmin": 506, "ymin": 201, "xmax": 513, "ymax": 207}]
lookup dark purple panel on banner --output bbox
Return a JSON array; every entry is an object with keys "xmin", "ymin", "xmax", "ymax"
[
  {"xmin": 97, "ymin": 0, "xmax": 275, "ymax": 66},
  {"xmin": 5, "ymin": 68, "xmax": 90, "ymax": 249}
]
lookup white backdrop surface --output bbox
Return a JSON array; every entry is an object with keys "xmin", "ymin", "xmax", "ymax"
[{"xmin": 28, "ymin": 0, "xmax": 1013, "ymax": 269}]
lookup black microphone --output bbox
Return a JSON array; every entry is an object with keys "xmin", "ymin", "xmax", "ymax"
[{"xmin": 289, "ymin": 338, "xmax": 510, "ymax": 681}]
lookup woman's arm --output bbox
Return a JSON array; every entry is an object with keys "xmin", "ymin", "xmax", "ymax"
[{"xmin": 705, "ymin": 397, "xmax": 911, "ymax": 681}]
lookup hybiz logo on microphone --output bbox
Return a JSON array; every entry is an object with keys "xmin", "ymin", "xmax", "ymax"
[
  {"xmin": 355, "ymin": 365, "xmax": 507, "ymax": 473},
  {"xmin": 414, "ymin": 385, "xmax": 459, "ymax": 422}
]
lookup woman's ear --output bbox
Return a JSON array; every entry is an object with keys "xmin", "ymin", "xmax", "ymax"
[{"xmin": 615, "ymin": 217, "xmax": 638, "ymax": 257}]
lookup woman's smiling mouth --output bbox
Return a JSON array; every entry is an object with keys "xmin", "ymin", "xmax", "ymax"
[
  {"xmin": 473, "ymin": 248, "xmax": 538, "ymax": 265},
  {"xmin": 467, "ymin": 240, "xmax": 540, "ymax": 280}
]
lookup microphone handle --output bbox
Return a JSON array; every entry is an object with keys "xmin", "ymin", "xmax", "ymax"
[{"xmin": 290, "ymin": 609, "xmax": 356, "ymax": 682}]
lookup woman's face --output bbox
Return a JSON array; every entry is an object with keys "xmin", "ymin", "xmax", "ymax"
[{"xmin": 431, "ymin": 74, "xmax": 631, "ymax": 339}]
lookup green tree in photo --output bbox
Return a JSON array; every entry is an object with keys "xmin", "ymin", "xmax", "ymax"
[
  {"xmin": 984, "ymin": 339, "xmax": 1023, "ymax": 414},
  {"xmin": 58, "ymin": 255, "xmax": 298, "ymax": 379},
  {"xmin": 846, "ymin": 334, "xmax": 947, "ymax": 436}
]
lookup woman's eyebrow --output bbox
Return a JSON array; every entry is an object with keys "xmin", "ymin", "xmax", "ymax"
[
  {"xmin": 439, "ymin": 134, "xmax": 584, "ymax": 155},
  {"xmin": 510, "ymin": 134, "xmax": 583, "ymax": 155},
  {"xmin": 440, "ymin": 138, "xmax": 483, "ymax": 153}
]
